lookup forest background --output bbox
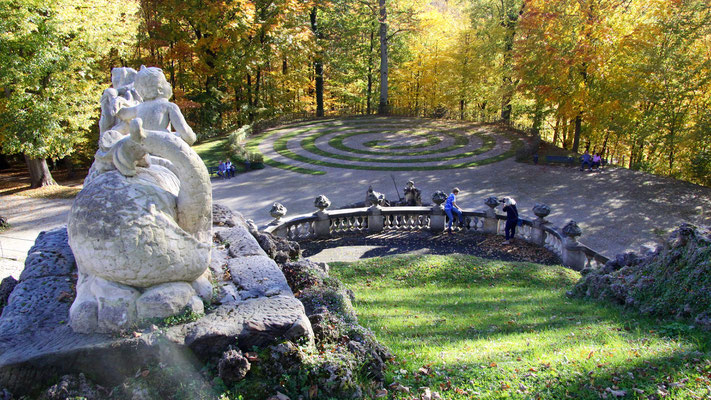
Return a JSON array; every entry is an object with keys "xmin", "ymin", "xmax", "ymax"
[{"xmin": 1, "ymin": 0, "xmax": 710, "ymax": 187}]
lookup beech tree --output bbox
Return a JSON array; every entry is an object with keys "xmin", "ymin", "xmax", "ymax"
[{"xmin": 0, "ymin": 0, "xmax": 138, "ymax": 187}]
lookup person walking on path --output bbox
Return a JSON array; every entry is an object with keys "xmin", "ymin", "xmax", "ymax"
[
  {"xmin": 502, "ymin": 197, "xmax": 519, "ymax": 245},
  {"xmin": 444, "ymin": 187, "xmax": 464, "ymax": 234}
]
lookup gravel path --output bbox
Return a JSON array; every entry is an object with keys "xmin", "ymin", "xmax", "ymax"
[{"xmin": 2, "ymin": 117, "xmax": 710, "ymax": 280}]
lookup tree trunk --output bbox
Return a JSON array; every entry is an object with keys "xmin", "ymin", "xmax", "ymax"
[
  {"xmin": 24, "ymin": 155, "xmax": 55, "ymax": 188},
  {"xmin": 247, "ymin": 73, "xmax": 254, "ymax": 122},
  {"xmin": 378, "ymin": 0, "xmax": 389, "ymax": 115},
  {"xmin": 310, "ymin": 7, "xmax": 324, "ymax": 117},
  {"xmin": 561, "ymin": 119, "xmax": 569, "ymax": 149},
  {"xmin": 499, "ymin": 3, "xmax": 524, "ymax": 123},
  {"xmin": 572, "ymin": 114, "xmax": 582, "ymax": 153},
  {"xmin": 531, "ymin": 101, "xmax": 543, "ymax": 139},
  {"xmin": 366, "ymin": 29, "xmax": 375, "ymax": 115},
  {"xmin": 63, "ymin": 156, "xmax": 75, "ymax": 179},
  {"xmin": 552, "ymin": 116, "xmax": 560, "ymax": 146}
]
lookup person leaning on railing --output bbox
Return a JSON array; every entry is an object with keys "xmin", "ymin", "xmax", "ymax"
[{"xmin": 501, "ymin": 197, "xmax": 519, "ymax": 245}]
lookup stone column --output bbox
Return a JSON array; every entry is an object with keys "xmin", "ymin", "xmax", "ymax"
[
  {"xmin": 483, "ymin": 196, "xmax": 500, "ymax": 234},
  {"xmin": 430, "ymin": 191, "xmax": 447, "ymax": 232},
  {"xmin": 530, "ymin": 203, "xmax": 551, "ymax": 246},
  {"xmin": 313, "ymin": 195, "xmax": 331, "ymax": 238},
  {"xmin": 368, "ymin": 205, "xmax": 384, "ymax": 233},
  {"xmin": 561, "ymin": 220, "xmax": 586, "ymax": 270}
]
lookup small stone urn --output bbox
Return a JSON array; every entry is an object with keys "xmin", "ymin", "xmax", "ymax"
[
  {"xmin": 269, "ymin": 202, "xmax": 287, "ymax": 220},
  {"xmin": 432, "ymin": 191, "xmax": 447, "ymax": 208},
  {"xmin": 533, "ymin": 203, "xmax": 551, "ymax": 223},
  {"xmin": 485, "ymin": 196, "xmax": 500, "ymax": 209},
  {"xmin": 314, "ymin": 195, "xmax": 331, "ymax": 212},
  {"xmin": 562, "ymin": 220, "xmax": 582, "ymax": 242}
]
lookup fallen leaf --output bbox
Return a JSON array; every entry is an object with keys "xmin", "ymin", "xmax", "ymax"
[{"xmin": 605, "ymin": 387, "xmax": 626, "ymax": 397}]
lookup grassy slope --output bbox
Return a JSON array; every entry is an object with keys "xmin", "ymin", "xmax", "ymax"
[
  {"xmin": 192, "ymin": 137, "xmax": 229, "ymax": 168},
  {"xmin": 331, "ymin": 255, "xmax": 711, "ymax": 399}
]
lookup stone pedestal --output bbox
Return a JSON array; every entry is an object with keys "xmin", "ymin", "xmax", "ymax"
[
  {"xmin": 483, "ymin": 196, "xmax": 500, "ymax": 234},
  {"xmin": 430, "ymin": 205, "xmax": 445, "ymax": 232},
  {"xmin": 562, "ymin": 238, "xmax": 587, "ymax": 270},
  {"xmin": 314, "ymin": 210, "xmax": 331, "ymax": 238},
  {"xmin": 561, "ymin": 220, "xmax": 586, "ymax": 270},
  {"xmin": 531, "ymin": 219, "xmax": 546, "ymax": 246},
  {"xmin": 483, "ymin": 208, "xmax": 499, "ymax": 234},
  {"xmin": 368, "ymin": 205, "xmax": 384, "ymax": 233}
]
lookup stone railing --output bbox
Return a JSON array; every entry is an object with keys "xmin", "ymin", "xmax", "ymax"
[{"xmin": 264, "ymin": 195, "xmax": 609, "ymax": 271}]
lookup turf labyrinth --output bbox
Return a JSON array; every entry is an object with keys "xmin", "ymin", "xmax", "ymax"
[{"xmin": 246, "ymin": 117, "xmax": 523, "ymax": 175}]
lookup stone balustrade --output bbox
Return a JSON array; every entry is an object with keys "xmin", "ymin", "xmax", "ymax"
[{"xmin": 264, "ymin": 196, "xmax": 609, "ymax": 271}]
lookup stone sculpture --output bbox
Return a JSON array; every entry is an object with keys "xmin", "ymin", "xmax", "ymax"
[
  {"xmin": 431, "ymin": 191, "xmax": 447, "ymax": 206},
  {"xmin": 314, "ymin": 195, "xmax": 331, "ymax": 211},
  {"xmin": 403, "ymin": 180, "xmax": 422, "ymax": 206},
  {"xmin": 270, "ymin": 202, "xmax": 287, "ymax": 220},
  {"xmin": 365, "ymin": 186, "xmax": 390, "ymax": 207},
  {"xmin": 68, "ymin": 66, "xmax": 212, "ymax": 333}
]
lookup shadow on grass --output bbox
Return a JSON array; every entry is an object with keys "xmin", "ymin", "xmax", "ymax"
[{"xmin": 330, "ymin": 255, "xmax": 711, "ymax": 399}]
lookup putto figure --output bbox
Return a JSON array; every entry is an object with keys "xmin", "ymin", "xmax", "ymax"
[{"xmin": 68, "ymin": 66, "xmax": 212, "ymax": 333}]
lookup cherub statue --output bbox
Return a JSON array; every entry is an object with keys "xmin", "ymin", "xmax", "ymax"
[{"xmin": 68, "ymin": 66, "xmax": 212, "ymax": 333}]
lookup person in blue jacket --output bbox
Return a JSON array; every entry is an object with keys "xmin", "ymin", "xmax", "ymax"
[
  {"xmin": 501, "ymin": 197, "xmax": 519, "ymax": 244},
  {"xmin": 444, "ymin": 187, "xmax": 464, "ymax": 234}
]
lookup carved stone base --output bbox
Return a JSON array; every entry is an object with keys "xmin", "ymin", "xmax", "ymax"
[{"xmin": 70, "ymin": 271, "xmax": 209, "ymax": 334}]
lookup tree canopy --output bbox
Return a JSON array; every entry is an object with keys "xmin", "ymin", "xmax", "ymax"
[{"xmin": 1, "ymin": 0, "xmax": 709, "ymax": 185}]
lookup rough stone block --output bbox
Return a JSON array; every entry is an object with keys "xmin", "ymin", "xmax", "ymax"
[
  {"xmin": 174, "ymin": 295, "xmax": 312, "ymax": 358},
  {"xmin": 92, "ymin": 277, "xmax": 140, "ymax": 332},
  {"xmin": 216, "ymin": 225, "xmax": 266, "ymax": 258},
  {"xmin": 0, "ymin": 276, "xmax": 74, "ymax": 336},
  {"xmin": 227, "ymin": 256, "xmax": 293, "ymax": 300},
  {"xmin": 191, "ymin": 271, "xmax": 213, "ymax": 302},
  {"xmin": 136, "ymin": 282, "xmax": 197, "ymax": 321},
  {"xmin": 20, "ymin": 228, "xmax": 76, "ymax": 281}
]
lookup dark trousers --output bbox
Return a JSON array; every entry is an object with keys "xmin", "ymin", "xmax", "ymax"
[{"xmin": 505, "ymin": 219, "xmax": 517, "ymax": 240}]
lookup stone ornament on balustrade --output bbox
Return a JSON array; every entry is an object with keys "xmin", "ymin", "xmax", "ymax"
[
  {"xmin": 533, "ymin": 203, "xmax": 551, "ymax": 221},
  {"xmin": 314, "ymin": 195, "xmax": 331, "ymax": 211},
  {"xmin": 270, "ymin": 202, "xmax": 287, "ymax": 221},
  {"xmin": 265, "ymin": 193, "xmax": 610, "ymax": 271},
  {"xmin": 432, "ymin": 191, "xmax": 447, "ymax": 207}
]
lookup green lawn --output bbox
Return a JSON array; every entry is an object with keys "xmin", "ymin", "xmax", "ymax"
[
  {"xmin": 331, "ymin": 255, "xmax": 711, "ymax": 399},
  {"xmin": 193, "ymin": 137, "xmax": 229, "ymax": 168}
]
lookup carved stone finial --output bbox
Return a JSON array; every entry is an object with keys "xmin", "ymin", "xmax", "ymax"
[
  {"xmin": 533, "ymin": 203, "xmax": 551, "ymax": 220},
  {"xmin": 269, "ymin": 202, "xmax": 287, "ymax": 220},
  {"xmin": 562, "ymin": 220, "xmax": 582, "ymax": 239},
  {"xmin": 403, "ymin": 180, "xmax": 422, "ymax": 206},
  {"xmin": 485, "ymin": 196, "xmax": 499, "ymax": 209},
  {"xmin": 314, "ymin": 195, "xmax": 331, "ymax": 211},
  {"xmin": 432, "ymin": 191, "xmax": 447, "ymax": 206}
]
